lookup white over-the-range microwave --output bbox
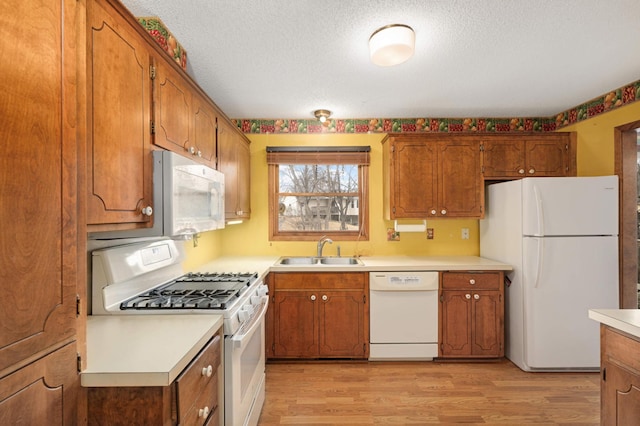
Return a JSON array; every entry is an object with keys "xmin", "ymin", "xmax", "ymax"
[{"xmin": 90, "ymin": 150, "xmax": 225, "ymax": 240}]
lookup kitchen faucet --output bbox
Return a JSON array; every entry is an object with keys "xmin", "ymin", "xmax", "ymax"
[{"xmin": 317, "ymin": 236, "xmax": 333, "ymax": 257}]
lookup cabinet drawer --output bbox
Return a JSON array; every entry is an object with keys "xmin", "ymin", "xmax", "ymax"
[
  {"xmin": 274, "ymin": 272, "xmax": 366, "ymax": 290},
  {"xmin": 176, "ymin": 332, "xmax": 221, "ymax": 424},
  {"xmin": 602, "ymin": 325, "xmax": 640, "ymax": 372},
  {"xmin": 441, "ymin": 272, "xmax": 501, "ymax": 290}
]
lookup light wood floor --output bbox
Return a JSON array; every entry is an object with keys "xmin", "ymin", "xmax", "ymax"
[{"xmin": 257, "ymin": 359, "xmax": 601, "ymax": 425}]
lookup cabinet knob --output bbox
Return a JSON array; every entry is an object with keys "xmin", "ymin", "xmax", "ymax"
[
  {"xmin": 237, "ymin": 210, "xmax": 244, "ymax": 215},
  {"xmin": 322, "ymin": 295, "xmax": 328, "ymax": 301},
  {"xmin": 197, "ymin": 150, "xmax": 202, "ymax": 157},
  {"xmin": 141, "ymin": 206, "xmax": 153, "ymax": 216},
  {"xmin": 202, "ymin": 365, "xmax": 213, "ymax": 377},
  {"xmin": 469, "ymin": 279, "xmax": 476, "ymax": 285},
  {"xmin": 310, "ymin": 295, "xmax": 316, "ymax": 301},
  {"xmin": 430, "ymin": 210, "xmax": 437, "ymax": 215},
  {"xmin": 528, "ymin": 168, "xmax": 535, "ymax": 174},
  {"xmin": 518, "ymin": 169, "xmax": 525, "ymax": 174},
  {"xmin": 474, "ymin": 294, "xmax": 480, "ymax": 300},
  {"xmin": 198, "ymin": 406, "xmax": 210, "ymax": 418},
  {"xmin": 189, "ymin": 146, "xmax": 196, "ymax": 155},
  {"xmin": 465, "ymin": 294, "xmax": 471, "ymax": 299},
  {"xmin": 441, "ymin": 209, "xmax": 447, "ymax": 215}
]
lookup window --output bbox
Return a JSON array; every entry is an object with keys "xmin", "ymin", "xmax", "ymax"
[{"xmin": 267, "ymin": 146, "xmax": 370, "ymax": 241}]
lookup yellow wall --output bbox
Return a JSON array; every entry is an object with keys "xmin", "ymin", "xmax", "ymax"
[
  {"xmin": 184, "ymin": 101, "xmax": 640, "ymax": 268},
  {"xmin": 562, "ymin": 102, "xmax": 640, "ymax": 176}
]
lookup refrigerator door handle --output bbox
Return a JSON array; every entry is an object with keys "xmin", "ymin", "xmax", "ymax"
[
  {"xmin": 534, "ymin": 238, "xmax": 544, "ymax": 288},
  {"xmin": 533, "ymin": 185, "xmax": 544, "ymax": 236}
]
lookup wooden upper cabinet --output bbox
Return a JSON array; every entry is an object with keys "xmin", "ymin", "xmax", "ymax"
[
  {"xmin": 153, "ymin": 58, "xmax": 219, "ymax": 168},
  {"xmin": 87, "ymin": 0, "xmax": 154, "ymax": 228},
  {"xmin": 192, "ymin": 92, "xmax": 219, "ymax": 166},
  {"xmin": 481, "ymin": 133, "xmax": 576, "ymax": 179},
  {"xmin": 383, "ymin": 134, "xmax": 483, "ymax": 219},
  {"xmin": 218, "ymin": 119, "xmax": 251, "ymax": 221},
  {"xmin": 385, "ymin": 136, "xmax": 438, "ymax": 218},
  {"xmin": 153, "ymin": 59, "xmax": 192, "ymax": 155},
  {"xmin": 437, "ymin": 139, "xmax": 483, "ymax": 217}
]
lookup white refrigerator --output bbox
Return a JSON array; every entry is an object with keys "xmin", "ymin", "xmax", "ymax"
[{"xmin": 480, "ymin": 176, "xmax": 619, "ymax": 371}]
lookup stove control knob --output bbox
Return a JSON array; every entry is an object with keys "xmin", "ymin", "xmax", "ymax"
[
  {"xmin": 238, "ymin": 309, "xmax": 251, "ymax": 322},
  {"xmin": 251, "ymin": 295, "xmax": 261, "ymax": 304},
  {"xmin": 257, "ymin": 285, "xmax": 268, "ymax": 296}
]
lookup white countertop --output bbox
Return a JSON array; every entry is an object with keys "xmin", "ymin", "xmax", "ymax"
[
  {"xmin": 588, "ymin": 309, "xmax": 640, "ymax": 339},
  {"xmin": 245, "ymin": 255, "xmax": 513, "ymax": 273},
  {"xmin": 81, "ymin": 314, "xmax": 223, "ymax": 387}
]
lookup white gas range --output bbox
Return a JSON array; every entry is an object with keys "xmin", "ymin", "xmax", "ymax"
[{"xmin": 91, "ymin": 238, "xmax": 268, "ymax": 426}]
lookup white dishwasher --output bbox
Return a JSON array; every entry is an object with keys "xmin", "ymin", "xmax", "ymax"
[{"xmin": 369, "ymin": 271, "xmax": 439, "ymax": 360}]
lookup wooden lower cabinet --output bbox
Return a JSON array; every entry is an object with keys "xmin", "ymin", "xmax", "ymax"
[
  {"xmin": 268, "ymin": 272, "xmax": 369, "ymax": 359},
  {"xmin": 600, "ymin": 325, "xmax": 640, "ymax": 425},
  {"xmin": 439, "ymin": 272, "xmax": 504, "ymax": 358},
  {"xmin": 87, "ymin": 331, "xmax": 222, "ymax": 426},
  {"xmin": 0, "ymin": 342, "xmax": 79, "ymax": 425}
]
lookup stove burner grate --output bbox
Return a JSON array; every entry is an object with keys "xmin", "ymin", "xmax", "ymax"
[{"xmin": 118, "ymin": 272, "xmax": 258, "ymax": 311}]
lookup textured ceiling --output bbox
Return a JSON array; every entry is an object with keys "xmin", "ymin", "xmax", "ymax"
[{"xmin": 121, "ymin": 0, "xmax": 640, "ymax": 120}]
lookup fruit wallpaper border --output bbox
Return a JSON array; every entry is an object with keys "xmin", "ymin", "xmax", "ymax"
[{"xmin": 233, "ymin": 79, "xmax": 640, "ymax": 134}]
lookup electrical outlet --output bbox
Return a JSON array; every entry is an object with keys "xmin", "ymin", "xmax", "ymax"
[
  {"xmin": 427, "ymin": 228, "xmax": 434, "ymax": 239},
  {"xmin": 461, "ymin": 228, "xmax": 469, "ymax": 239}
]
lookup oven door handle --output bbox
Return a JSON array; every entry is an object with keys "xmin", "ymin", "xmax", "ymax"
[{"xmin": 231, "ymin": 295, "xmax": 269, "ymax": 349}]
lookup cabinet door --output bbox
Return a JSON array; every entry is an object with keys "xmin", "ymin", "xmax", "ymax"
[
  {"xmin": 438, "ymin": 140, "xmax": 483, "ymax": 217},
  {"xmin": 481, "ymin": 138, "xmax": 526, "ymax": 178},
  {"xmin": 602, "ymin": 360, "xmax": 640, "ymax": 425},
  {"xmin": 88, "ymin": 0, "xmax": 154, "ymax": 226},
  {"xmin": 318, "ymin": 291, "xmax": 366, "ymax": 357},
  {"xmin": 525, "ymin": 137, "xmax": 569, "ymax": 177},
  {"xmin": 192, "ymin": 93, "xmax": 218, "ymax": 167},
  {"xmin": 0, "ymin": 343, "xmax": 78, "ymax": 425},
  {"xmin": 236, "ymin": 137, "xmax": 252, "ymax": 218},
  {"xmin": 153, "ymin": 59, "xmax": 192, "ymax": 155},
  {"xmin": 1, "ymin": 0, "xmax": 77, "ymax": 371},
  {"xmin": 390, "ymin": 138, "xmax": 437, "ymax": 218},
  {"xmin": 218, "ymin": 120, "xmax": 251, "ymax": 221},
  {"xmin": 273, "ymin": 291, "xmax": 318, "ymax": 357},
  {"xmin": 440, "ymin": 291, "xmax": 472, "ymax": 356},
  {"xmin": 471, "ymin": 291, "xmax": 503, "ymax": 357}
]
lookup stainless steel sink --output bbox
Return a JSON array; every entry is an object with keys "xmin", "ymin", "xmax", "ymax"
[
  {"xmin": 276, "ymin": 256, "xmax": 363, "ymax": 266},
  {"xmin": 278, "ymin": 257, "xmax": 317, "ymax": 265},
  {"xmin": 319, "ymin": 257, "xmax": 362, "ymax": 265}
]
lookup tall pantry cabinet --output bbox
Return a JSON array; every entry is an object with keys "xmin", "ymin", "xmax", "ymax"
[{"xmin": 0, "ymin": 0, "xmax": 80, "ymax": 424}]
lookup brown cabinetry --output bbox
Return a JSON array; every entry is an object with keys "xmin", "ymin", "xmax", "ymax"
[
  {"xmin": 0, "ymin": 0, "xmax": 79, "ymax": 422},
  {"xmin": 87, "ymin": 331, "xmax": 222, "ymax": 426},
  {"xmin": 599, "ymin": 325, "xmax": 640, "ymax": 425},
  {"xmin": 85, "ymin": 0, "xmax": 237, "ymax": 233},
  {"xmin": 153, "ymin": 60, "xmax": 219, "ymax": 167},
  {"xmin": 218, "ymin": 119, "xmax": 251, "ymax": 222},
  {"xmin": 86, "ymin": 0, "xmax": 155, "ymax": 229},
  {"xmin": 382, "ymin": 134, "xmax": 483, "ymax": 219},
  {"xmin": 481, "ymin": 133, "xmax": 576, "ymax": 179},
  {"xmin": 439, "ymin": 272, "xmax": 504, "ymax": 358},
  {"xmin": 268, "ymin": 273, "xmax": 369, "ymax": 359}
]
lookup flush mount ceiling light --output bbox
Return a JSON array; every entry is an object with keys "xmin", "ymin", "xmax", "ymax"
[
  {"xmin": 314, "ymin": 109, "xmax": 332, "ymax": 123},
  {"xmin": 369, "ymin": 24, "xmax": 415, "ymax": 67}
]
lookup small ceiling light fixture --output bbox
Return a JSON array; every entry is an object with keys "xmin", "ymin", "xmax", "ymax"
[
  {"xmin": 314, "ymin": 109, "xmax": 332, "ymax": 123},
  {"xmin": 369, "ymin": 24, "xmax": 415, "ymax": 67}
]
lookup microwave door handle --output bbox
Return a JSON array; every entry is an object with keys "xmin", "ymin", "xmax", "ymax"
[{"xmin": 231, "ymin": 295, "xmax": 269, "ymax": 350}]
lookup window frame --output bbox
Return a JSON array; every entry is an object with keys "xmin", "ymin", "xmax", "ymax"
[{"xmin": 267, "ymin": 146, "xmax": 370, "ymax": 241}]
